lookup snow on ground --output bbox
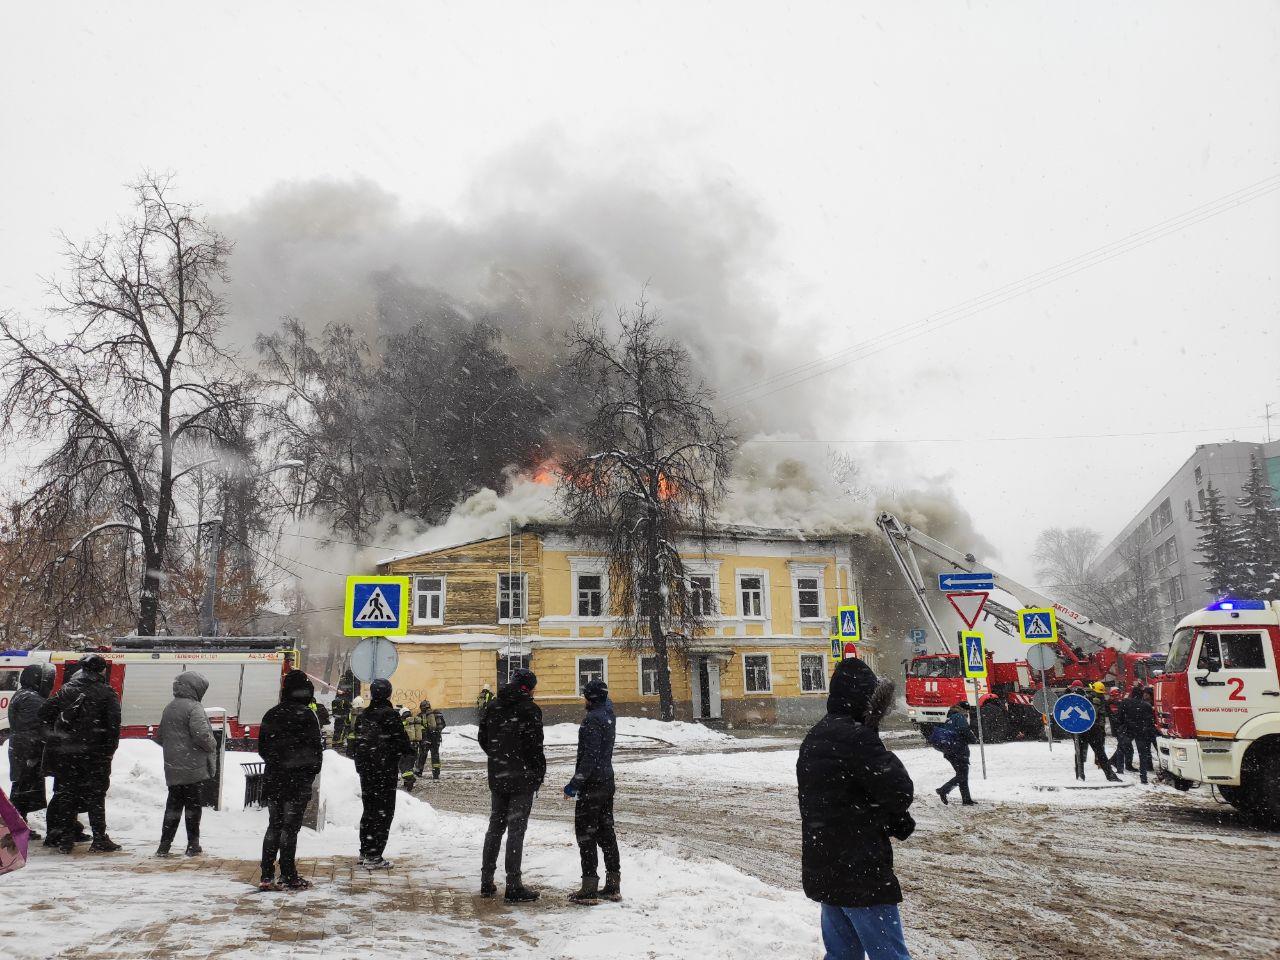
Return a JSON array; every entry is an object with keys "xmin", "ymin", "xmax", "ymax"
[
  {"xmin": 444, "ymin": 715, "xmax": 733, "ymax": 760},
  {"xmin": 625, "ymin": 739, "xmax": 1166, "ymax": 807},
  {"xmin": 0, "ymin": 741, "xmax": 818, "ymax": 959}
]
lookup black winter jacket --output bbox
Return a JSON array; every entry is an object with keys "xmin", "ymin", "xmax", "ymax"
[
  {"xmin": 478, "ymin": 683, "xmax": 546, "ymax": 795},
  {"xmin": 797, "ymin": 661, "xmax": 914, "ymax": 909},
  {"xmin": 352, "ymin": 697, "xmax": 413, "ymax": 776},
  {"xmin": 38, "ymin": 669, "xmax": 121, "ymax": 780},
  {"xmin": 258, "ymin": 701, "xmax": 324, "ymax": 800},
  {"xmin": 7, "ymin": 664, "xmax": 52, "ymax": 773},
  {"xmin": 1122, "ymin": 697, "xmax": 1157, "ymax": 741},
  {"xmin": 568, "ymin": 699, "xmax": 616, "ymax": 792}
]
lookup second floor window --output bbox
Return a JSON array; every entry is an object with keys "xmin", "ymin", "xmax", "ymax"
[
  {"xmin": 690, "ymin": 575, "xmax": 716, "ymax": 617},
  {"xmin": 639, "ymin": 655, "xmax": 658, "ymax": 696},
  {"xmin": 577, "ymin": 574, "xmax": 603, "ymax": 617},
  {"xmin": 739, "ymin": 575, "xmax": 764, "ymax": 618},
  {"xmin": 796, "ymin": 576, "xmax": 821, "ymax": 620},
  {"xmin": 498, "ymin": 573, "xmax": 527, "ymax": 623},
  {"xmin": 413, "ymin": 575, "xmax": 445, "ymax": 625}
]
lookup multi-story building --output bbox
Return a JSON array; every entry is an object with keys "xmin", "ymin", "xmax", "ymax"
[
  {"xmin": 375, "ymin": 522, "xmax": 870, "ymax": 726},
  {"xmin": 1095, "ymin": 440, "xmax": 1280, "ymax": 633}
]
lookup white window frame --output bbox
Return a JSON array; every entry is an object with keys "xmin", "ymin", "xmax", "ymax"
[
  {"xmin": 569, "ymin": 557, "xmax": 609, "ymax": 619},
  {"xmin": 412, "ymin": 574, "xmax": 447, "ymax": 626},
  {"xmin": 688, "ymin": 573, "xmax": 717, "ymax": 617},
  {"xmin": 737, "ymin": 570, "xmax": 768, "ymax": 620},
  {"xmin": 575, "ymin": 572, "xmax": 606, "ymax": 618},
  {"xmin": 497, "ymin": 573, "xmax": 528, "ymax": 624},
  {"xmin": 638, "ymin": 655, "xmax": 659, "ymax": 697},
  {"xmin": 799, "ymin": 653, "xmax": 828, "ymax": 693},
  {"xmin": 576, "ymin": 655, "xmax": 608, "ymax": 693},
  {"xmin": 743, "ymin": 653, "xmax": 773, "ymax": 694},
  {"xmin": 790, "ymin": 564, "xmax": 827, "ymax": 623}
]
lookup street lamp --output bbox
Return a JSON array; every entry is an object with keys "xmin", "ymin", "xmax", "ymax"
[{"xmin": 199, "ymin": 460, "xmax": 304, "ymax": 637}]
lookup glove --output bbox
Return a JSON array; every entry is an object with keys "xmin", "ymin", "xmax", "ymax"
[
  {"xmin": 401, "ymin": 772, "xmax": 417, "ymax": 791},
  {"xmin": 888, "ymin": 813, "xmax": 916, "ymax": 841},
  {"xmin": 563, "ymin": 781, "xmax": 579, "ymax": 798}
]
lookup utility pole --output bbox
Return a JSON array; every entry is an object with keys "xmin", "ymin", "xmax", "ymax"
[{"xmin": 199, "ymin": 495, "xmax": 224, "ymax": 637}]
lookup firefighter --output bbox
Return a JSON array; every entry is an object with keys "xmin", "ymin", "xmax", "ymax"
[
  {"xmin": 476, "ymin": 683, "xmax": 495, "ymax": 720},
  {"xmin": 416, "ymin": 699, "xmax": 447, "ymax": 781},
  {"xmin": 331, "ymin": 688, "xmax": 352, "ymax": 748},
  {"xmin": 1076, "ymin": 681, "xmax": 1121, "ymax": 782},
  {"xmin": 1122, "ymin": 686, "xmax": 1158, "ymax": 784},
  {"xmin": 1107, "ymin": 687, "xmax": 1136, "ymax": 773},
  {"xmin": 343, "ymin": 695, "xmax": 366, "ymax": 754},
  {"xmin": 399, "ymin": 708, "xmax": 421, "ymax": 790}
]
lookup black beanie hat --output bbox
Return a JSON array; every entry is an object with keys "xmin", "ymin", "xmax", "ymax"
[
  {"xmin": 583, "ymin": 678, "xmax": 609, "ymax": 703},
  {"xmin": 511, "ymin": 668, "xmax": 537, "ymax": 693},
  {"xmin": 370, "ymin": 678, "xmax": 393, "ymax": 701},
  {"xmin": 827, "ymin": 657, "xmax": 878, "ymax": 721},
  {"xmin": 281, "ymin": 669, "xmax": 314, "ymax": 702}
]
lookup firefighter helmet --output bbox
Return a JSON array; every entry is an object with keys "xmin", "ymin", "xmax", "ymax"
[{"xmin": 1090, "ymin": 681, "xmax": 1106, "ymax": 694}]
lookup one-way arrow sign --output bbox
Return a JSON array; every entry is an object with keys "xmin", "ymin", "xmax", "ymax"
[{"xmin": 938, "ymin": 571, "xmax": 995, "ymax": 591}]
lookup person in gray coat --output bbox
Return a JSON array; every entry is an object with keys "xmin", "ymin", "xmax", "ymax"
[{"xmin": 155, "ymin": 672, "xmax": 217, "ymax": 857}]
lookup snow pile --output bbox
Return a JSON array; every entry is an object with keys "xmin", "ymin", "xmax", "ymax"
[
  {"xmin": 627, "ymin": 740, "xmax": 1161, "ymax": 807},
  {"xmin": 445, "ymin": 715, "xmax": 733, "ymax": 761}
]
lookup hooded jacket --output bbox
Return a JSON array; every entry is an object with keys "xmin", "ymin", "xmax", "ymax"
[
  {"xmin": 478, "ymin": 678, "xmax": 546, "ymax": 795},
  {"xmin": 7, "ymin": 664, "xmax": 54, "ymax": 787},
  {"xmin": 158, "ymin": 672, "xmax": 218, "ymax": 787},
  {"xmin": 38, "ymin": 666, "xmax": 121, "ymax": 780},
  {"xmin": 797, "ymin": 657, "xmax": 915, "ymax": 908},
  {"xmin": 351, "ymin": 693, "xmax": 412, "ymax": 776},
  {"xmin": 568, "ymin": 697, "xmax": 616, "ymax": 792},
  {"xmin": 258, "ymin": 670, "xmax": 324, "ymax": 800}
]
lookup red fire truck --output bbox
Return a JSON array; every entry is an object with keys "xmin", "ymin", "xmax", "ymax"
[
  {"xmin": 1, "ymin": 638, "xmax": 296, "ymax": 749},
  {"xmin": 879, "ymin": 513, "xmax": 1164, "ymax": 742},
  {"xmin": 1154, "ymin": 598, "xmax": 1280, "ymax": 826}
]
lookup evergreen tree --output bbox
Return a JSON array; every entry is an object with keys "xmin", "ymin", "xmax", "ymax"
[
  {"xmin": 1195, "ymin": 482, "xmax": 1244, "ymax": 596},
  {"xmin": 1232, "ymin": 455, "xmax": 1280, "ymax": 598}
]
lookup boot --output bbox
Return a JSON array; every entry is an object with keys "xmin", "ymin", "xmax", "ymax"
[
  {"xmin": 480, "ymin": 871, "xmax": 497, "ymax": 898},
  {"xmin": 569, "ymin": 874, "xmax": 600, "ymax": 904},
  {"xmin": 155, "ymin": 844, "xmax": 174, "ymax": 858},
  {"xmin": 504, "ymin": 873, "xmax": 540, "ymax": 903},
  {"xmin": 936, "ymin": 787, "xmax": 949, "ymax": 806},
  {"xmin": 601, "ymin": 870, "xmax": 622, "ymax": 902},
  {"xmin": 89, "ymin": 835, "xmax": 122, "ymax": 852}
]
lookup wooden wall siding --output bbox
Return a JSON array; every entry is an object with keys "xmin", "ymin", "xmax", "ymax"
[
  {"xmin": 384, "ymin": 533, "xmax": 544, "ymax": 633},
  {"xmin": 389, "ymin": 646, "xmax": 495, "ymax": 711}
]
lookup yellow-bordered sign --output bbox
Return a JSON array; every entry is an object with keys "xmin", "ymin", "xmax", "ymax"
[
  {"xmin": 838, "ymin": 604, "xmax": 860, "ymax": 642},
  {"xmin": 960, "ymin": 631, "xmax": 987, "ymax": 678},
  {"xmin": 1017, "ymin": 607, "xmax": 1058, "ymax": 644},
  {"xmin": 344, "ymin": 576, "xmax": 411, "ymax": 637}
]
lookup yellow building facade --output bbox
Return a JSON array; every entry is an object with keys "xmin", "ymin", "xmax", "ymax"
[{"xmin": 378, "ymin": 523, "xmax": 870, "ymax": 726}]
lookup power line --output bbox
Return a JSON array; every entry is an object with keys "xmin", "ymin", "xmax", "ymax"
[
  {"xmin": 740, "ymin": 424, "xmax": 1257, "ymax": 444},
  {"xmin": 724, "ymin": 170, "xmax": 1280, "ymax": 408}
]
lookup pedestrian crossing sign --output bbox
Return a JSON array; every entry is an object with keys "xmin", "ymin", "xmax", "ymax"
[
  {"xmin": 961, "ymin": 631, "xmax": 987, "ymax": 678},
  {"xmin": 344, "ymin": 576, "xmax": 410, "ymax": 637},
  {"xmin": 1018, "ymin": 607, "xmax": 1058, "ymax": 644},
  {"xmin": 838, "ymin": 605, "xmax": 860, "ymax": 641}
]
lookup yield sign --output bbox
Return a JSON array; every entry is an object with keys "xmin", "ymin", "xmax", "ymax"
[{"xmin": 947, "ymin": 591, "xmax": 989, "ymax": 630}]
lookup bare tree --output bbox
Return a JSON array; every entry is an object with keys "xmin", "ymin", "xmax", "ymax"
[
  {"xmin": 558, "ymin": 300, "xmax": 736, "ymax": 721},
  {"xmin": 1033, "ymin": 527, "xmax": 1104, "ymax": 607},
  {"xmin": 0, "ymin": 175, "xmax": 251, "ymax": 636}
]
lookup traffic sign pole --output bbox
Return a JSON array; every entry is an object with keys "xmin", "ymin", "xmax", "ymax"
[
  {"xmin": 971, "ymin": 678, "xmax": 988, "ymax": 779},
  {"xmin": 1041, "ymin": 665, "xmax": 1053, "ymax": 752}
]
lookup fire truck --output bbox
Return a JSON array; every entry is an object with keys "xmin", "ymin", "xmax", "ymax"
[
  {"xmin": 1154, "ymin": 599, "xmax": 1280, "ymax": 826},
  {"xmin": 878, "ymin": 513, "xmax": 1165, "ymax": 742},
  {"xmin": 1, "ymin": 638, "xmax": 296, "ymax": 749}
]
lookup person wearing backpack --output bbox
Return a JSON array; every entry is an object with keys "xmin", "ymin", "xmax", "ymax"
[
  {"xmin": 414, "ymin": 699, "xmax": 448, "ymax": 781},
  {"xmin": 37, "ymin": 654, "xmax": 122, "ymax": 853},
  {"xmin": 931, "ymin": 702, "xmax": 976, "ymax": 806},
  {"xmin": 351, "ymin": 678, "xmax": 413, "ymax": 869}
]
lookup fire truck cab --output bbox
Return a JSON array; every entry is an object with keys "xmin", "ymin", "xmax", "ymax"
[{"xmin": 1155, "ymin": 599, "xmax": 1280, "ymax": 826}]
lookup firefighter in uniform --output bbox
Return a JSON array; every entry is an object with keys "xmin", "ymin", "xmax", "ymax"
[
  {"xmin": 416, "ymin": 699, "xmax": 448, "ymax": 780},
  {"xmin": 1073, "ymin": 681, "xmax": 1121, "ymax": 782},
  {"xmin": 400, "ymin": 707, "xmax": 423, "ymax": 790}
]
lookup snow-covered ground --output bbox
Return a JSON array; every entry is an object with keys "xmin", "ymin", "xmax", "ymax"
[
  {"xmin": 0, "ymin": 741, "xmax": 818, "ymax": 959},
  {"xmin": 443, "ymin": 714, "xmax": 734, "ymax": 760}
]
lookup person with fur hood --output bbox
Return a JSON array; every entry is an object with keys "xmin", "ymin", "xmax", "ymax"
[{"xmin": 796, "ymin": 656, "xmax": 915, "ymax": 960}]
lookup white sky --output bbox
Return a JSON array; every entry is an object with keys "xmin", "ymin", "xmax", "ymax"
[{"xmin": 2, "ymin": 1, "xmax": 1278, "ymax": 583}]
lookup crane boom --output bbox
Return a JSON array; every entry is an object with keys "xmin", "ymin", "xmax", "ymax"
[{"xmin": 876, "ymin": 512, "xmax": 1134, "ymax": 657}]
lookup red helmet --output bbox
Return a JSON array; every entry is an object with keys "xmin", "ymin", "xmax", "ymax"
[
  {"xmin": 1108, "ymin": 688, "xmax": 1122, "ymax": 699},
  {"xmin": 1069, "ymin": 680, "xmax": 1084, "ymax": 689}
]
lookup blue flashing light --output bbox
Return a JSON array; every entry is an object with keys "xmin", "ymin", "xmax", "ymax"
[
  {"xmin": 1206, "ymin": 598, "xmax": 1267, "ymax": 612},
  {"xmin": 0, "ymin": 650, "xmax": 29, "ymax": 656}
]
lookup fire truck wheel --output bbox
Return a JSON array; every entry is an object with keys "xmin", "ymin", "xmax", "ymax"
[
  {"xmin": 1216, "ymin": 784, "xmax": 1242, "ymax": 808},
  {"xmin": 1239, "ymin": 742, "xmax": 1280, "ymax": 829},
  {"xmin": 979, "ymin": 701, "xmax": 1011, "ymax": 744}
]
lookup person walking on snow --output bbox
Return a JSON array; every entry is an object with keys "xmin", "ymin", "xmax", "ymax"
[
  {"xmin": 1081, "ymin": 681, "xmax": 1121, "ymax": 782},
  {"xmin": 38, "ymin": 654, "xmax": 122, "ymax": 853},
  {"xmin": 258, "ymin": 670, "xmax": 324, "ymax": 891},
  {"xmin": 155, "ymin": 672, "xmax": 217, "ymax": 857},
  {"xmin": 797, "ymin": 657, "xmax": 915, "ymax": 960},
  {"xmin": 6, "ymin": 663, "xmax": 54, "ymax": 839},
  {"xmin": 564, "ymin": 679, "xmax": 621, "ymax": 904},
  {"xmin": 931, "ymin": 702, "xmax": 976, "ymax": 806},
  {"xmin": 352, "ymin": 678, "xmax": 413, "ymax": 869},
  {"xmin": 415, "ymin": 699, "xmax": 448, "ymax": 781},
  {"xmin": 478, "ymin": 668, "xmax": 545, "ymax": 903}
]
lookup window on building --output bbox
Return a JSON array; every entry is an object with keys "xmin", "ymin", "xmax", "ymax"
[
  {"xmin": 413, "ymin": 575, "xmax": 446, "ymax": 625},
  {"xmin": 1197, "ymin": 488, "xmax": 1208, "ymax": 513},
  {"xmin": 1153, "ymin": 498, "xmax": 1173, "ymax": 532},
  {"xmin": 744, "ymin": 654, "xmax": 772, "ymax": 693},
  {"xmin": 497, "ymin": 653, "xmax": 531, "ymax": 686},
  {"xmin": 800, "ymin": 654, "xmax": 827, "ymax": 693},
  {"xmin": 689, "ymin": 575, "xmax": 716, "ymax": 617},
  {"xmin": 1184, "ymin": 499, "xmax": 1193, "ymax": 521},
  {"xmin": 1194, "ymin": 465, "xmax": 1203, "ymax": 486},
  {"xmin": 576, "ymin": 573, "xmax": 604, "ymax": 617},
  {"xmin": 795, "ymin": 576, "xmax": 822, "ymax": 620},
  {"xmin": 1153, "ymin": 537, "xmax": 1179, "ymax": 569},
  {"xmin": 498, "ymin": 573, "xmax": 527, "ymax": 623},
  {"xmin": 739, "ymin": 574, "xmax": 765, "ymax": 618},
  {"xmin": 577, "ymin": 656, "xmax": 607, "ymax": 693},
  {"xmin": 639, "ymin": 655, "xmax": 658, "ymax": 696},
  {"xmin": 1168, "ymin": 576, "xmax": 1184, "ymax": 605}
]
